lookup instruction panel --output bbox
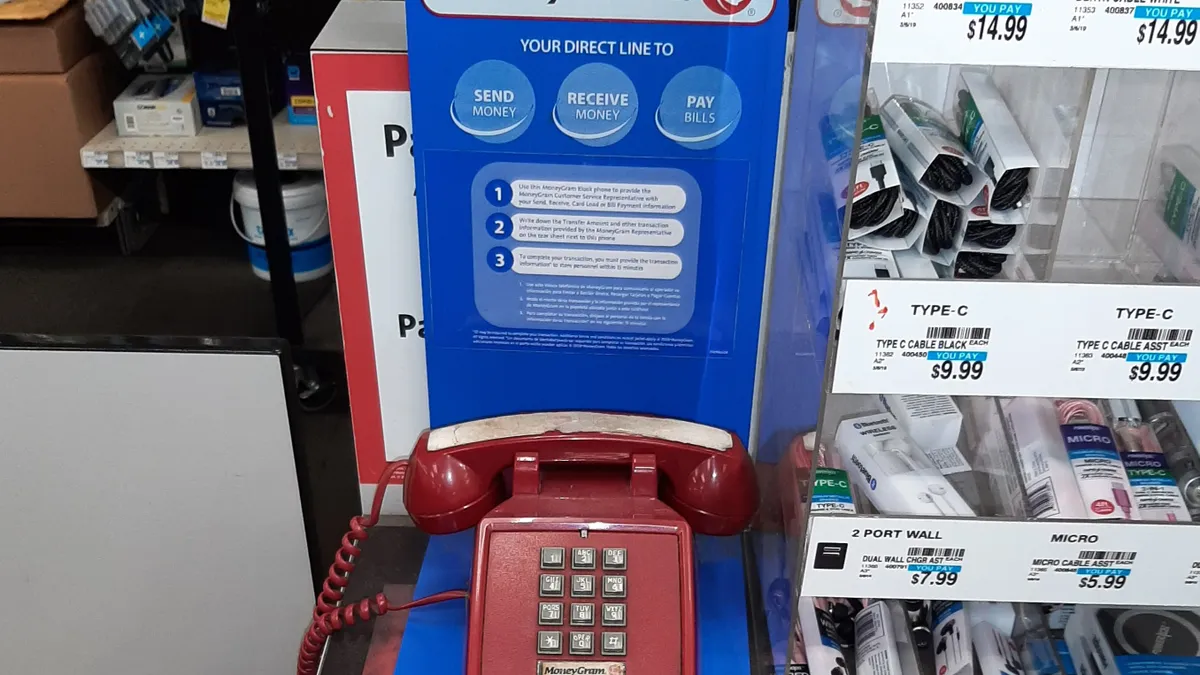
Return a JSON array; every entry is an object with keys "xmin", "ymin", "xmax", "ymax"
[{"xmin": 405, "ymin": 0, "xmax": 786, "ymax": 438}]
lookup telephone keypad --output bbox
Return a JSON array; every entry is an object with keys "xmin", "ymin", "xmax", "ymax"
[
  {"xmin": 570, "ymin": 603, "xmax": 594, "ymax": 626},
  {"xmin": 540, "ymin": 574, "xmax": 564, "ymax": 597},
  {"xmin": 601, "ymin": 632, "xmax": 627, "ymax": 656},
  {"xmin": 602, "ymin": 548, "xmax": 626, "ymax": 570},
  {"xmin": 540, "ymin": 547, "xmax": 566, "ymax": 570},
  {"xmin": 601, "ymin": 603, "xmax": 626, "ymax": 627},
  {"xmin": 572, "ymin": 548, "xmax": 596, "ymax": 569},
  {"xmin": 601, "ymin": 575, "xmax": 626, "ymax": 598},
  {"xmin": 537, "ymin": 631, "xmax": 562, "ymax": 655},
  {"xmin": 571, "ymin": 574, "xmax": 594, "ymax": 597},
  {"xmin": 569, "ymin": 632, "xmax": 594, "ymax": 656},
  {"xmin": 538, "ymin": 602, "xmax": 563, "ymax": 625}
]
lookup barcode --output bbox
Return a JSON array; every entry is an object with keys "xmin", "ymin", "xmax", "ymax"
[
  {"xmin": 1127, "ymin": 328, "xmax": 1192, "ymax": 342},
  {"xmin": 854, "ymin": 607, "xmax": 880, "ymax": 644},
  {"xmin": 124, "ymin": 114, "xmax": 137, "ymax": 131},
  {"xmin": 1078, "ymin": 550, "xmax": 1136, "ymax": 562},
  {"xmin": 1027, "ymin": 480, "xmax": 1057, "ymax": 519},
  {"xmin": 926, "ymin": 326, "xmax": 991, "ymax": 340},
  {"xmin": 907, "ymin": 547, "xmax": 965, "ymax": 558}
]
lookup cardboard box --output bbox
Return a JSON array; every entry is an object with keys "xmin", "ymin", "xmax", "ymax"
[
  {"xmin": 114, "ymin": 74, "xmax": 201, "ymax": 137},
  {"xmin": 0, "ymin": 51, "xmax": 120, "ymax": 218},
  {"xmin": 0, "ymin": 2, "xmax": 99, "ymax": 74}
]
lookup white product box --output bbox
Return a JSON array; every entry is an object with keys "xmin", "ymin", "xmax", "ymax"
[
  {"xmin": 114, "ymin": 74, "xmax": 201, "ymax": 137},
  {"xmin": 956, "ymin": 71, "xmax": 1038, "ymax": 225}
]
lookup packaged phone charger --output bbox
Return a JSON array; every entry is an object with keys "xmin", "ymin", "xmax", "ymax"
[
  {"xmin": 932, "ymin": 602, "xmax": 974, "ymax": 675},
  {"xmin": 972, "ymin": 619, "xmax": 1026, "ymax": 675},
  {"xmin": 836, "ymin": 411, "xmax": 975, "ymax": 516},
  {"xmin": 902, "ymin": 164, "xmax": 961, "ymax": 266},
  {"xmin": 1160, "ymin": 145, "xmax": 1200, "ymax": 248},
  {"xmin": 959, "ymin": 190, "xmax": 1024, "ymax": 254},
  {"xmin": 1069, "ymin": 607, "xmax": 1200, "ymax": 675},
  {"xmin": 1003, "ymin": 398, "xmax": 1088, "ymax": 520},
  {"xmin": 882, "ymin": 95, "xmax": 987, "ymax": 206},
  {"xmin": 885, "ymin": 601, "xmax": 926, "ymax": 675},
  {"xmin": 856, "ymin": 602, "xmax": 905, "ymax": 675},
  {"xmin": 798, "ymin": 597, "xmax": 852, "ymax": 675},
  {"xmin": 956, "ymin": 71, "xmax": 1039, "ymax": 224},
  {"xmin": 823, "ymin": 109, "xmax": 905, "ymax": 240},
  {"xmin": 861, "ymin": 182, "xmax": 924, "ymax": 251}
]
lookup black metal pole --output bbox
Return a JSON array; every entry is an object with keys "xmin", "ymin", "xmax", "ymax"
[{"xmin": 233, "ymin": 0, "xmax": 304, "ymax": 346}]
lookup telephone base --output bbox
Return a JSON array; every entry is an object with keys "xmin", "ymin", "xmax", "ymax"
[{"xmin": 392, "ymin": 530, "xmax": 753, "ymax": 675}]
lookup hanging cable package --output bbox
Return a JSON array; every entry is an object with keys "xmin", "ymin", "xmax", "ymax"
[
  {"xmin": 955, "ymin": 72, "xmax": 1039, "ymax": 224},
  {"xmin": 903, "ymin": 163, "xmax": 961, "ymax": 266},
  {"xmin": 882, "ymin": 95, "xmax": 987, "ymax": 206},
  {"xmin": 823, "ymin": 103, "xmax": 905, "ymax": 241},
  {"xmin": 960, "ymin": 190, "xmax": 1023, "ymax": 254}
]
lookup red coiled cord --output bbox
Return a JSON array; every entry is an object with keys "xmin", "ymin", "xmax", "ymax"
[{"xmin": 297, "ymin": 459, "xmax": 469, "ymax": 675}]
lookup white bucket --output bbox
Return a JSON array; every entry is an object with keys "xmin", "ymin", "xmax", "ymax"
[{"xmin": 231, "ymin": 171, "xmax": 333, "ymax": 282}]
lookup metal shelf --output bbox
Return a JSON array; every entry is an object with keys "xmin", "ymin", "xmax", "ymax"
[{"xmin": 80, "ymin": 112, "xmax": 321, "ymax": 171}]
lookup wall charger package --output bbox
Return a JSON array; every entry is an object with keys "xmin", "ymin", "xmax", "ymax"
[
  {"xmin": 856, "ymin": 602, "xmax": 905, "ymax": 675},
  {"xmin": 959, "ymin": 190, "xmax": 1024, "ymax": 254},
  {"xmin": 113, "ymin": 74, "xmax": 200, "ymax": 137},
  {"xmin": 836, "ymin": 411, "xmax": 975, "ymax": 516},
  {"xmin": 956, "ymin": 71, "xmax": 1039, "ymax": 224},
  {"xmin": 882, "ymin": 94, "xmax": 988, "ymax": 206}
]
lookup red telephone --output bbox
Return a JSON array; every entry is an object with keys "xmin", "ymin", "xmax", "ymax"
[{"xmin": 300, "ymin": 411, "xmax": 758, "ymax": 675}]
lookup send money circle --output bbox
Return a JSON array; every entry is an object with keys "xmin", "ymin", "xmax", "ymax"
[
  {"xmin": 656, "ymin": 66, "xmax": 742, "ymax": 150},
  {"xmin": 452, "ymin": 60, "xmax": 535, "ymax": 144},
  {"xmin": 554, "ymin": 63, "xmax": 639, "ymax": 147}
]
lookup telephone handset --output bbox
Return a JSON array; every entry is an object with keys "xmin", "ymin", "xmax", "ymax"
[{"xmin": 298, "ymin": 411, "xmax": 757, "ymax": 675}]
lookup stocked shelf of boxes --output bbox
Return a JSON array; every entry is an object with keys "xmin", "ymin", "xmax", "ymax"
[
  {"xmin": 79, "ymin": 111, "xmax": 321, "ymax": 171},
  {"xmin": 775, "ymin": 3, "xmax": 1200, "ymax": 675}
]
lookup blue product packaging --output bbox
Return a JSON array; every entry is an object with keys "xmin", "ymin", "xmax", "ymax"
[
  {"xmin": 193, "ymin": 71, "xmax": 245, "ymax": 127},
  {"xmin": 405, "ymin": 0, "xmax": 787, "ymax": 443},
  {"xmin": 286, "ymin": 63, "xmax": 317, "ymax": 126}
]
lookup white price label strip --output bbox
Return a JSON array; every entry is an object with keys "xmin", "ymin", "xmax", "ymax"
[
  {"xmin": 835, "ymin": 280, "xmax": 1200, "ymax": 399},
  {"xmin": 872, "ymin": 0, "xmax": 1200, "ymax": 70},
  {"xmin": 123, "ymin": 151, "xmax": 153, "ymax": 169},
  {"xmin": 201, "ymin": 151, "xmax": 228, "ymax": 170},
  {"xmin": 152, "ymin": 151, "xmax": 181, "ymax": 169},
  {"xmin": 81, "ymin": 150, "xmax": 109, "ymax": 169},
  {"xmin": 277, "ymin": 153, "xmax": 299, "ymax": 170},
  {"xmin": 802, "ymin": 516, "xmax": 1200, "ymax": 605}
]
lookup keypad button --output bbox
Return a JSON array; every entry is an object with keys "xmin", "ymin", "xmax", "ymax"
[
  {"xmin": 539, "ymin": 602, "xmax": 563, "ymax": 625},
  {"xmin": 602, "ymin": 548, "xmax": 627, "ymax": 570},
  {"xmin": 540, "ymin": 574, "xmax": 564, "ymax": 597},
  {"xmin": 538, "ymin": 631, "xmax": 562, "ymax": 655},
  {"xmin": 602, "ymin": 603, "xmax": 626, "ymax": 627},
  {"xmin": 571, "ymin": 575, "xmax": 594, "ymax": 597},
  {"xmin": 572, "ymin": 548, "xmax": 596, "ymax": 569},
  {"xmin": 569, "ymin": 631, "xmax": 594, "ymax": 655},
  {"xmin": 570, "ymin": 603, "xmax": 594, "ymax": 626},
  {"xmin": 602, "ymin": 575, "xmax": 626, "ymax": 598},
  {"xmin": 601, "ymin": 632, "xmax": 626, "ymax": 656},
  {"xmin": 541, "ymin": 547, "xmax": 566, "ymax": 569}
]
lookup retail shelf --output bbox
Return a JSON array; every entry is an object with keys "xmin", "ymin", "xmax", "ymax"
[
  {"xmin": 799, "ymin": 514, "xmax": 1200, "ymax": 606},
  {"xmin": 79, "ymin": 112, "xmax": 321, "ymax": 171}
]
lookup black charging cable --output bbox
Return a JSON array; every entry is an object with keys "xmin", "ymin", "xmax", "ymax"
[
  {"xmin": 991, "ymin": 168, "xmax": 1030, "ymax": 211},
  {"xmin": 849, "ymin": 188, "xmax": 899, "ymax": 230},
  {"xmin": 923, "ymin": 201, "xmax": 960, "ymax": 255},
  {"xmin": 954, "ymin": 252, "xmax": 1007, "ymax": 279},
  {"xmin": 873, "ymin": 207, "xmax": 918, "ymax": 238},
  {"xmin": 922, "ymin": 156, "xmax": 974, "ymax": 193},
  {"xmin": 964, "ymin": 221, "xmax": 1017, "ymax": 249}
]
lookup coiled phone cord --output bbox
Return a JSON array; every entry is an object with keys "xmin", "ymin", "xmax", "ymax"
[
  {"xmin": 873, "ymin": 206, "xmax": 919, "ymax": 238},
  {"xmin": 963, "ymin": 221, "xmax": 1017, "ymax": 249},
  {"xmin": 923, "ymin": 201, "xmax": 961, "ymax": 255},
  {"xmin": 1056, "ymin": 399, "xmax": 1105, "ymax": 425},
  {"xmin": 849, "ymin": 187, "xmax": 899, "ymax": 231},
  {"xmin": 953, "ymin": 252, "xmax": 1006, "ymax": 279},
  {"xmin": 922, "ymin": 155, "xmax": 973, "ymax": 193},
  {"xmin": 298, "ymin": 459, "xmax": 470, "ymax": 675},
  {"xmin": 991, "ymin": 168, "xmax": 1030, "ymax": 211}
]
